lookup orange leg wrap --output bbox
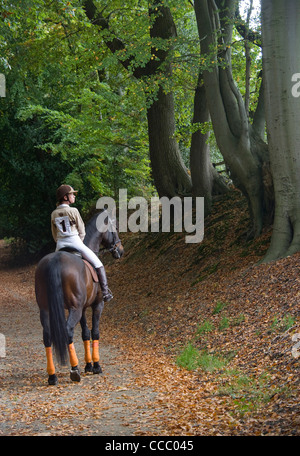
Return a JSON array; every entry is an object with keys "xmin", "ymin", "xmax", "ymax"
[
  {"xmin": 92, "ymin": 340, "xmax": 99, "ymax": 363},
  {"xmin": 83, "ymin": 340, "xmax": 92, "ymax": 364},
  {"xmin": 45, "ymin": 347, "xmax": 55, "ymax": 376},
  {"xmin": 68, "ymin": 343, "xmax": 79, "ymax": 367}
]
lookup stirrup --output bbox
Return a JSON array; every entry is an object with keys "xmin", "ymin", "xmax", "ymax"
[{"xmin": 103, "ymin": 288, "xmax": 113, "ymax": 302}]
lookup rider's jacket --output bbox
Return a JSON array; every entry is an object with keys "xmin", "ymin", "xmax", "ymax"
[{"xmin": 51, "ymin": 204, "xmax": 85, "ymax": 242}]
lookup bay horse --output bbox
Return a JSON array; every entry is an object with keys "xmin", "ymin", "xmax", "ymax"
[{"xmin": 35, "ymin": 211, "xmax": 123, "ymax": 385}]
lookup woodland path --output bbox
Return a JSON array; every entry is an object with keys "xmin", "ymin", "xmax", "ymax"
[
  {"xmin": 0, "ymin": 214, "xmax": 299, "ymax": 439},
  {"xmin": 0, "ymin": 242, "xmax": 163, "ymax": 437},
  {"xmin": 0, "ymin": 239, "xmax": 244, "ymax": 438}
]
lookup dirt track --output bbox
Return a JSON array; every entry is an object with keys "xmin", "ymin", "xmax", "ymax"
[
  {"xmin": 0, "ymin": 242, "xmax": 162, "ymax": 436},
  {"xmin": 1, "ymin": 233, "xmax": 299, "ymax": 437}
]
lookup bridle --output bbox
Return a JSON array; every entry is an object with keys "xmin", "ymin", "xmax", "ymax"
[
  {"xmin": 107, "ymin": 239, "xmax": 122, "ymax": 258},
  {"xmin": 98, "ymin": 218, "xmax": 122, "ymax": 259},
  {"xmin": 99, "ymin": 239, "xmax": 122, "ymax": 258}
]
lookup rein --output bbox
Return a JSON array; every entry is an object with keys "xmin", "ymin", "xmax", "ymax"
[{"xmin": 98, "ymin": 240, "xmax": 122, "ymax": 257}]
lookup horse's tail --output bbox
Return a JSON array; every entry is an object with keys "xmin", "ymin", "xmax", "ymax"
[{"xmin": 46, "ymin": 253, "xmax": 69, "ymax": 365}]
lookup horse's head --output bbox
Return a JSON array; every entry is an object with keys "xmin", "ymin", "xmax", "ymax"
[
  {"xmin": 84, "ymin": 211, "xmax": 124, "ymax": 259},
  {"xmin": 101, "ymin": 220, "xmax": 124, "ymax": 259}
]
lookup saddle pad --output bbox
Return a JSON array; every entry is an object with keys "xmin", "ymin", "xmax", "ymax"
[
  {"xmin": 58, "ymin": 247, "xmax": 82, "ymax": 257},
  {"xmin": 83, "ymin": 260, "xmax": 99, "ymax": 283}
]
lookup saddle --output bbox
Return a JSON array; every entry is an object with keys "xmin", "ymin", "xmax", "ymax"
[{"xmin": 58, "ymin": 247, "xmax": 99, "ymax": 283}]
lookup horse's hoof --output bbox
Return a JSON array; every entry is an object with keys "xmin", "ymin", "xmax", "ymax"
[
  {"xmin": 70, "ymin": 366, "xmax": 81, "ymax": 382},
  {"xmin": 93, "ymin": 362, "xmax": 102, "ymax": 374},
  {"xmin": 84, "ymin": 362, "xmax": 93, "ymax": 373},
  {"xmin": 48, "ymin": 374, "xmax": 58, "ymax": 386}
]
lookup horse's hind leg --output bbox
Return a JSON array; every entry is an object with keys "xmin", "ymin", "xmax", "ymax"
[
  {"xmin": 40, "ymin": 309, "xmax": 58, "ymax": 386},
  {"xmin": 80, "ymin": 313, "xmax": 93, "ymax": 373},
  {"xmin": 45, "ymin": 347, "xmax": 58, "ymax": 385},
  {"xmin": 68, "ymin": 343, "xmax": 81, "ymax": 382},
  {"xmin": 91, "ymin": 300, "xmax": 104, "ymax": 374},
  {"xmin": 66, "ymin": 307, "xmax": 82, "ymax": 382}
]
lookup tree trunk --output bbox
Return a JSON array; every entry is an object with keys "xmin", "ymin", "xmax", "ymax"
[
  {"xmin": 190, "ymin": 75, "xmax": 213, "ymax": 212},
  {"xmin": 147, "ymin": 87, "xmax": 191, "ymax": 197},
  {"xmin": 194, "ymin": 0, "xmax": 270, "ymax": 237},
  {"xmin": 261, "ymin": 0, "xmax": 300, "ymax": 261},
  {"xmin": 190, "ymin": 74, "xmax": 228, "ymax": 213},
  {"xmin": 84, "ymin": 0, "xmax": 192, "ymax": 198},
  {"xmin": 146, "ymin": 3, "xmax": 191, "ymax": 197}
]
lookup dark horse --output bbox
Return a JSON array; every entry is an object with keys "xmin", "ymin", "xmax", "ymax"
[{"xmin": 35, "ymin": 212, "xmax": 124, "ymax": 385}]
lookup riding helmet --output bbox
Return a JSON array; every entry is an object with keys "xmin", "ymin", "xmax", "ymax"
[{"xmin": 56, "ymin": 185, "xmax": 78, "ymax": 202}]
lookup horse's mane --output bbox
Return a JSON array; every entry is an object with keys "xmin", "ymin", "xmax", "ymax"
[
  {"xmin": 84, "ymin": 213, "xmax": 100, "ymax": 242},
  {"xmin": 84, "ymin": 212, "xmax": 102, "ymax": 250},
  {"xmin": 84, "ymin": 210, "xmax": 116, "ymax": 250}
]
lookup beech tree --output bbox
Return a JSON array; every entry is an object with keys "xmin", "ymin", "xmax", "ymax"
[
  {"xmin": 194, "ymin": 0, "xmax": 300, "ymax": 261},
  {"xmin": 194, "ymin": 0, "xmax": 272, "ymax": 238},
  {"xmin": 3, "ymin": 0, "xmax": 300, "ymax": 263},
  {"xmin": 261, "ymin": 0, "xmax": 300, "ymax": 261},
  {"xmin": 83, "ymin": 0, "xmax": 227, "ymax": 205},
  {"xmin": 189, "ymin": 74, "xmax": 228, "ymax": 212},
  {"xmin": 83, "ymin": 0, "xmax": 192, "ymax": 198}
]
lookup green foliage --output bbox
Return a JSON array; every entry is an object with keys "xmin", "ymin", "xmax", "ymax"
[
  {"xmin": 176, "ymin": 342, "xmax": 228, "ymax": 372},
  {"xmin": 0, "ymin": 0, "xmax": 263, "ymax": 253},
  {"xmin": 176, "ymin": 342, "xmax": 200, "ymax": 371},
  {"xmin": 219, "ymin": 316, "xmax": 230, "ymax": 331},
  {"xmin": 218, "ymin": 370, "xmax": 287, "ymax": 417},
  {"xmin": 195, "ymin": 320, "xmax": 214, "ymax": 336},
  {"xmin": 0, "ymin": 88, "xmax": 70, "ymax": 252},
  {"xmin": 270, "ymin": 314, "xmax": 296, "ymax": 333},
  {"xmin": 218, "ymin": 313, "xmax": 246, "ymax": 331},
  {"xmin": 212, "ymin": 300, "xmax": 228, "ymax": 314},
  {"xmin": 0, "ymin": 0, "xmax": 154, "ymax": 252}
]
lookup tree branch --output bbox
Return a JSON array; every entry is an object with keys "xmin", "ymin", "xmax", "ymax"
[
  {"xmin": 235, "ymin": 4, "xmax": 262, "ymax": 47},
  {"xmin": 83, "ymin": 0, "xmax": 172, "ymax": 80},
  {"xmin": 244, "ymin": 0, "xmax": 254, "ymax": 114},
  {"xmin": 251, "ymin": 71, "xmax": 265, "ymax": 141},
  {"xmin": 217, "ymin": 0, "xmax": 249, "ymax": 139}
]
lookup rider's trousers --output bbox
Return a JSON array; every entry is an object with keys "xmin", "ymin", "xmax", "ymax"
[{"xmin": 56, "ymin": 235, "xmax": 103, "ymax": 269}]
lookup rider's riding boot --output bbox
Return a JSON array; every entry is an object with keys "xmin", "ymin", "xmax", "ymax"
[{"xmin": 96, "ymin": 266, "xmax": 113, "ymax": 302}]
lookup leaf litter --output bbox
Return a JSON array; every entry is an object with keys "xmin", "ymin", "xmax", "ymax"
[{"xmin": 0, "ymin": 190, "xmax": 299, "ymax": 436}]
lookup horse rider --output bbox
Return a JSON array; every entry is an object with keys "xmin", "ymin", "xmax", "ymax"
[{"xmin": 51, "ymin": 184, "xmax": 113, "ymax": 302}]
